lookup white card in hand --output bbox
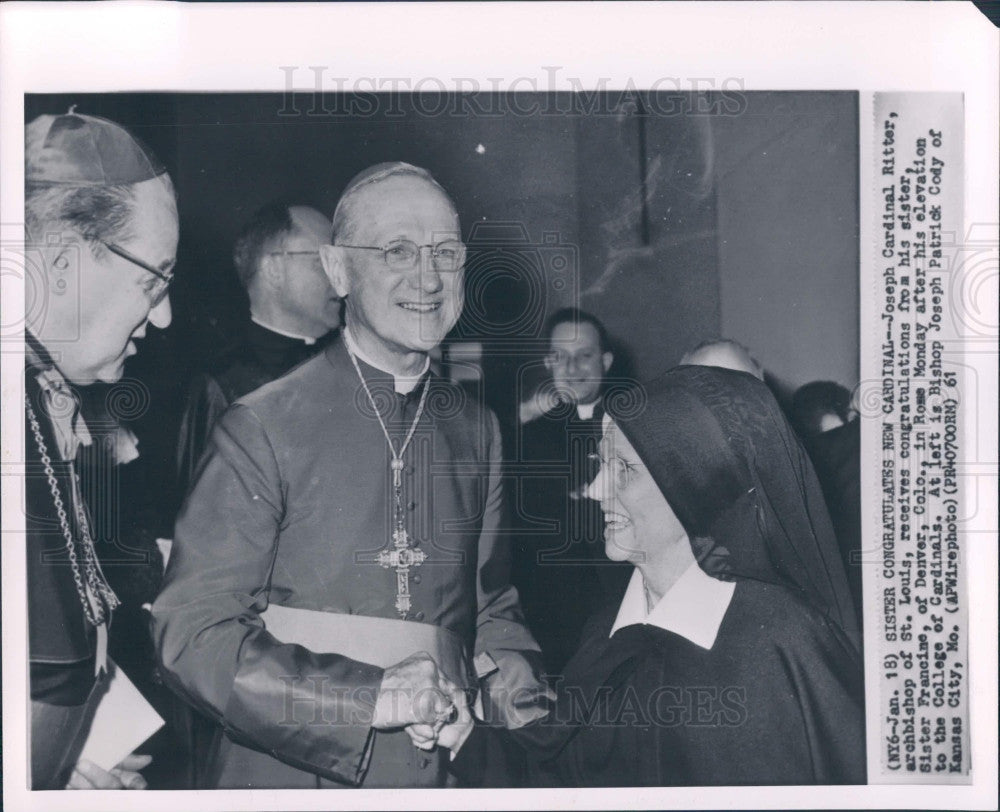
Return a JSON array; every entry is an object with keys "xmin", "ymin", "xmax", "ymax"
[{"xmin": 78, "ymin": 659, "xmax": 164, "ymax": 771}]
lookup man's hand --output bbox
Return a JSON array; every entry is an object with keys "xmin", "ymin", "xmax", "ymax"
[
  {"xmin": 66, "ymin": 754, "xmax": 152, "ymax": 789},
  {"xmin": 372, "ymin": 652, "xmax": 453, "ymax": 730},
  {"xmin": 404, "ymin": 676, "xmax": 473, "ymax": 753},
  {"xmin": 435, "ymin": 691, "xmax": 474, "ymax": 754}
]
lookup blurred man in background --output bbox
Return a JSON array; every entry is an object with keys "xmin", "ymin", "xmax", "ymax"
[
  {"xmin": 514, "ymin": 308, "xmax": 630, "ymax": 674},
  {"xmin": 175, "ymin": 201, "xmax": 339, "ymax": 495}
]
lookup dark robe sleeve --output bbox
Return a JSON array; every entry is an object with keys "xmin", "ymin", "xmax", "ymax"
[
  {"xmin": 175, "ymin": 373, "xmax": 230, "ymax": 500},
  {"xmin": 452, "ymin": 610, "xmax": 629, "ymax": 787},
  {"xmin": 151, "ymin": 403, "xmax": 383, "ymax": 786},
  {"xmin": 472, "ymin": 410, "xmax": 556, "ymax": 731}
]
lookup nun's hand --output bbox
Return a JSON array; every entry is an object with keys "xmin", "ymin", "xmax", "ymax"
[{"xmin": 436, "ymin": 695, "xmax": 474, "ymax": 754}]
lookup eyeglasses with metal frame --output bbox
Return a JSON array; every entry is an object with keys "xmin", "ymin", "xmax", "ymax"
[
  {"xmin": 100, "ymin": 240, "xmax": 174, "ymax": 306},
  {"xmin": 587, "ymin": 452, "xmax": 646, "ymax": 491},
  {"xmin": 337, "ymin": 239, "xmax": 466, "ymax": 272}
]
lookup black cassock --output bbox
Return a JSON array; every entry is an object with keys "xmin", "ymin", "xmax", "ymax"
[
  {"xmin": 525, "ymin": 578, "xmax": 865, "ymax": 786},
  {"xmin": 175, "ymin": 320, "xmax": 329, "ymax": 498}
]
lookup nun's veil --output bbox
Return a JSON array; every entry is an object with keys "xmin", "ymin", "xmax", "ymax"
[{"xmin": 608, "ymin": 365, "xmax": 859, "ymax": 644}]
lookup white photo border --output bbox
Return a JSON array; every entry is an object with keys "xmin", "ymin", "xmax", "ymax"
[{"xmin": 1, "ymin": 2, "xmax": 996, "ymax": 810}]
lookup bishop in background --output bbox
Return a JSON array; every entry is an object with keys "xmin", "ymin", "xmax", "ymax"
[{"xmin": 152, "ymin": 162, "xmax": 551, "ymax": 788}]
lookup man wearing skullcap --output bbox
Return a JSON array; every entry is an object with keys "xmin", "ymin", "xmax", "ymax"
[
  {"xmin": 153, "ymin": 162, "xmax": 551, "ymax": 788},
  {"xmin": 24, "ymin": 109, "xmax": 179, "ymax": 789},
  {"xmin": 175, "ymin": 201, "xmax": 340, "ymax": 500}
]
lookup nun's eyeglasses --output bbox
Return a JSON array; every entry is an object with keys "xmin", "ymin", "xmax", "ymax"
[
  {"xmin": 101, "ymin": 240, "xmax": 173, "ymax": 306},
  {"xmin": 338, "ymin": 239, "xmax": 466, "ymax": 272},
  {"xmin": 587, "ymin": 453, "xmax": 644, "ymax": 490}
]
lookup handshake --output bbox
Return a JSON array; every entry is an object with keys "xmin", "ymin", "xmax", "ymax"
[{"xmin": 371, "ymin": 652, "xmax": 474, "ymax": 754}]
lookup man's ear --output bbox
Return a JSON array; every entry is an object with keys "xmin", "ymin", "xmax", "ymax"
[
  {"xmin": 320, "ymin": 244, "xmax": 351, "ymax": 298},
  {"xmin": 601, "ymin": 351, "xmax": 614, "ymax": 374}
]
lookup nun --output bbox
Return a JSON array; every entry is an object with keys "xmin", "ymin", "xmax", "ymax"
[{"xmin": 451, "ymin": 365, "xmax": 866, "ymax": 786}]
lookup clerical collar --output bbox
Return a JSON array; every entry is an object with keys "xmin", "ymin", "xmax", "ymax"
[
  {"xmin": 609, "ymin": 562, "xmax": 736, "ymax": 650},
  {"xmin": 576, "ymin": 400, "xmax": 599, "ymax": 421},
  {"xmin": 343, "ymin": 328, "xmax": 429, "ymax": 395},
  {"xmin": 250, "ymin": 314, "xmax": 317, "ymax": 345}
]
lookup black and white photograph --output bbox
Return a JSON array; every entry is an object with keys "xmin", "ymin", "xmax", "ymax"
[{"xmin": 2, "ymin": 3, "xmax": 996, "ymax": 810}]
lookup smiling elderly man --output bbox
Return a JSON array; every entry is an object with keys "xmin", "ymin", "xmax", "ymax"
[
  {"xmin": 24, "ymin": 109, "xmax": 179, "ymax": 790},
  {"xmin": 152, "ymin": 162, "xmax": 550, "ymax": 789}
]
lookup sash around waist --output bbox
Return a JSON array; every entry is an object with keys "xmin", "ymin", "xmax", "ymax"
[{"xmin": 259, "ymin": 604, "xmax": 474, "ymax": 690}]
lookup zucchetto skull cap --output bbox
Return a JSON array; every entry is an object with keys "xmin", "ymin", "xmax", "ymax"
[{"xmin": 26, "ymin": 107, "xmax": 166, "ymax": 186}]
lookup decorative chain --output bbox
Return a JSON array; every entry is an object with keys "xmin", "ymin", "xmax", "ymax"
[
  {"xmin": 347, "ymin": 349, "xmax": 430, "ymax": 532},
  {"xmin": 24, "ymin": 393, "xmax": 120, "ymax": 626}
]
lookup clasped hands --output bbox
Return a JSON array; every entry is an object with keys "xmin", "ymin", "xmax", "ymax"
[{"xmin": 372, "ymin": 652, "xmax": 473, "ymax": 754}]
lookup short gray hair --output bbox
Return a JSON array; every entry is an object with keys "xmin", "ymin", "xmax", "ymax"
[
  {"xmin": 25, "ymin": 175, "xmax": 176, "ymax": 259},
  {"xmin": 332, "ymin": 162, "xmax": 445, "ymax": 245}
]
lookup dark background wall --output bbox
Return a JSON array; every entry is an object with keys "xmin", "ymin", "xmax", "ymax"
[
  {"xmin": 713, "ymin": 92, "xmax": 859, "ymax": 395},
  {"xmin": 25, "ymin": 91, "xmax": 858, "ymax": 515}
]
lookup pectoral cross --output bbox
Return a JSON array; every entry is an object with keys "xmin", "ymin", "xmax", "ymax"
[{"xmin": 377, "ymin": 526, "xmax": 427, "ymax": 618}]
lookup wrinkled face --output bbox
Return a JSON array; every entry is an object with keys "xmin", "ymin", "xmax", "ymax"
[
  {"xmin": 273, "ymin": 206, "xmax": 340, "ymax": 337},
  {"xmin": 324, "ymin": 175, "xmax": 464, "ymax": 360},
  {"xmin": 49, "ymin": 177, "xmax": 178, "ymax": 384},
  {"xmin": 585, "ymin": 419, "xmax": 687, "ymax": 567},
  {"xmin": 546, "ymin": 321, "xmax": 612, "ymax": 405}
]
